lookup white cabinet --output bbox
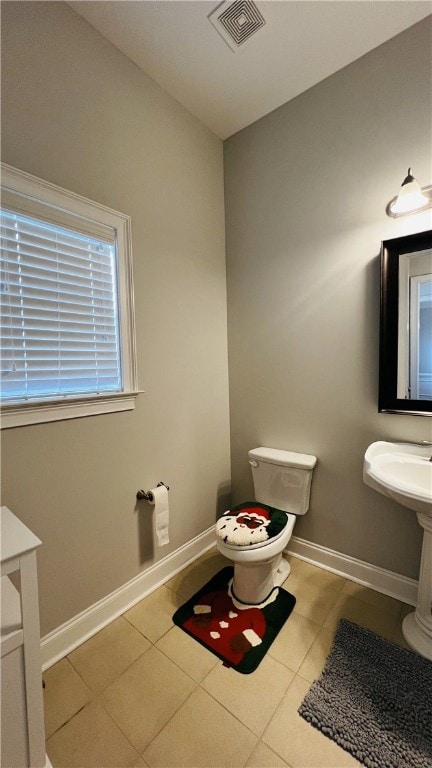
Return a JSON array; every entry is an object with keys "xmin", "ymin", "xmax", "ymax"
[{"xmin": 1, "ymin": 506, "xmax": 47, "ymax": 768}]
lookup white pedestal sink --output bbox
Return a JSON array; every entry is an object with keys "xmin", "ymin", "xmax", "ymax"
[{"xmin": 363, "ymin": 441, "xmax": 432, "ymax": 660}]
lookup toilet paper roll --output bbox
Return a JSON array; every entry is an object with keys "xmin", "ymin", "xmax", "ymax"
[{"xmin": 148, "ymin": 485, "xmax": 169, "ymax": 546}]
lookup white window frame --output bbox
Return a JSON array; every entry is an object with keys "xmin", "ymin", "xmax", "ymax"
[{"xmin": 1, "ymin": 163, "xmax": 141, "ymax": 428}]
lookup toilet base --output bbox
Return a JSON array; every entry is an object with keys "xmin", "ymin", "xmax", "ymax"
[
  {"xmin": 273, "ymin": 553, "xmax": 291, "ymax": 586},
  {"xmin": 232, "ymin": 553, "xmax": 291, "ymax": 605}
]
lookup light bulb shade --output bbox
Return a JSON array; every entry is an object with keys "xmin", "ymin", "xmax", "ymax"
[{"xmin": 389, "ymin": 169, "xmax": 429, "ymax": 215}]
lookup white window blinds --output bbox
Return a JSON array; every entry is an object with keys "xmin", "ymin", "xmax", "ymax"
[{"xmin": 1, "ymin": 209, "xmax": 122, "ymax": 404}]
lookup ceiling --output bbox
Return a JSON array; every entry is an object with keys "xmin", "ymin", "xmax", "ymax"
[{"xmin": 68, "ymin": 1, "xmax": 431, "ymax": 139}]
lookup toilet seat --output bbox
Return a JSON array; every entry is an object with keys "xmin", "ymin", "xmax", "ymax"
[
  {"xmin": 216, "ymin": 502, "xmax": 295, "ymax": 551},
  {"xmin": 217, "ymin": 511, "xmax": 296, "ymax": 576},
  {"xmin": 219, "ymin": 519, "xmax": 292, "ymax": 551}
]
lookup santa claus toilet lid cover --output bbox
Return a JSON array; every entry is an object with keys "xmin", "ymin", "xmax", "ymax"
[{"xmin": 216, "ymin": 502, "xmax": 288, "ymax": 548}]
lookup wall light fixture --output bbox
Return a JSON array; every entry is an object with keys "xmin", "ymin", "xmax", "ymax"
[{"xmin": 387, "ymin": 168, "xmax": 432, "ymax": 217}]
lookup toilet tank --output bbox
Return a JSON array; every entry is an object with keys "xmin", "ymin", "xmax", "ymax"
[{"xmin": 248, "ymin": 447, "xmax": 317, "ymax": 515}]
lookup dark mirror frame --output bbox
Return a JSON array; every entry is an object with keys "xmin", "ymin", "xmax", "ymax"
[{"xmin": 379, "ymin": 229, "xmax": 432, "ymax": 415}]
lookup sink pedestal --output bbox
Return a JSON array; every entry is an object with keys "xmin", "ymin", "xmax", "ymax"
[
  {"xmin": 402, "ymin": 511, "xmax": 432, "ymax": 661},
  {"xmin": 363, "ymin": 442, "xmax": 432, "ymax": 659}
]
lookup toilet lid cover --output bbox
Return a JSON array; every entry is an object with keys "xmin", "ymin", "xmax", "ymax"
[{"xmin": 216, "ymin": 502, "xmax": 288, "ymax": 547}]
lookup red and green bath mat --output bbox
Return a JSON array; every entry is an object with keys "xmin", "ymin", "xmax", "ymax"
[{"xmin": 172, "ymin": 566, "xmax": 296, "ymax": 674}]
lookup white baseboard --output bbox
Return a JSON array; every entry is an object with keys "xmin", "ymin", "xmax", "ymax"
[
  {"xmin": 41, "ymin": 528, "xmax": 419, "ymax": 670},
  {"xmin": 287, "ymin": 536, "xmax": 418, "ymax": 607},
  {"xmin": 41, "ymin": 525, "xmax": 215, "ymax": 670}
]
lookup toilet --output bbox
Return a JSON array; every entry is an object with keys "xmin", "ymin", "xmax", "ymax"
[{"xmin": 216, "ymin": 447, "xmax": 317, "ymax": 605}]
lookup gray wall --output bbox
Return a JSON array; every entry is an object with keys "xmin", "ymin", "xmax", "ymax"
[
  {"xmin": 224, "ymin": 17, "xmax": 431, "ymax": 580},
  {"xmin": 1, "ymin": 2, "xmax": 230, "ymax": 635}
]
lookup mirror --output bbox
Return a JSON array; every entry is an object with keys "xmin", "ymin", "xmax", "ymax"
[{"xmin": 379, "ymin": 229, "xmax": 432, "ymax": 415}]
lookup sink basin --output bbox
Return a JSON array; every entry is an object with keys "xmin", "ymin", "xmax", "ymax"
[{"xmin": 363, "ymin": 441, "xmax": 432, "ymax": 516}]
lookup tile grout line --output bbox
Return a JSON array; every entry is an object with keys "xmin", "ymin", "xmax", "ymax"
[
  {"xmin": 259, "ymin": 672, "xmax": 303, "ymax": 766},
  {"xmin": 66, "ymin": 639, "xmax": 153, "ymax": 697},
  {"xmin": 139, "ymin": 678, "xmax": 263, "ymax": 767},
  {"xmin": 45, "ymin": 556, "xmax": 409, "ymax": 767},
  {"xmin": 139, "ymin": 678, "xmax": 202, "ymax": 761},
  {"xmin": 196, "ymin": 659, "xmax": 296, "ymax": 740},
  {"xmin": 125, "ymin": 567, "xmax": 325, "ymax": 754},
  {"xmin": 49, "ymin": 575, "xmax": 225, "ymax": 750},
  {"xmin": 97, "ymin": 700, "xmax": 143, "ymax": 764}
]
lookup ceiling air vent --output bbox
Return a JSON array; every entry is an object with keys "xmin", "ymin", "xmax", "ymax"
[{"xmin": 209, "ymin": 1, "xmax": 266, "ymax": 52}]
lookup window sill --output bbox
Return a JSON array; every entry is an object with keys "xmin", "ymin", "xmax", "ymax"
[{"xmin": 1, "ymin": 391, "xmax": 143, "ymax": 429}]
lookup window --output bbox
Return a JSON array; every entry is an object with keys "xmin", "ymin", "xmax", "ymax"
[
  {"xmin": 1, "ymin": 164, "xmax": 139, "ymax": 428},
  {"xmin": 409, "ymin": 273, "xmax": 432, "ymax": 399}
]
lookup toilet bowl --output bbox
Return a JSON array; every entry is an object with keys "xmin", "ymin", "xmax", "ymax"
[{"xmin": 216, "ymin": 447, "xmax": 317, "ymax": 605}]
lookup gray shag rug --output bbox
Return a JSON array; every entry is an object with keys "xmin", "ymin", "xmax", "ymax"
[{"xmin": 298, "ymin": 619, "xmax": 432, "ymax": 768}]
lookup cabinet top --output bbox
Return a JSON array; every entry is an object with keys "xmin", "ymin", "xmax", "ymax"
[{"xmin": 1, "ymin": 506, "xmax": 42, "ymax": 564}]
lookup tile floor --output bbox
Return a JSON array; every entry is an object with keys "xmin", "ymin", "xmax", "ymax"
[{"xmin": 43, "ymin": 549, "xmax": 412, "ymax": 768}]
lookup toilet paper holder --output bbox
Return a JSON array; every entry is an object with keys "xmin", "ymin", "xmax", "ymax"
[{"xmin": 136, "ymin": 482, "xmax": 169, "ymax": 502}]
